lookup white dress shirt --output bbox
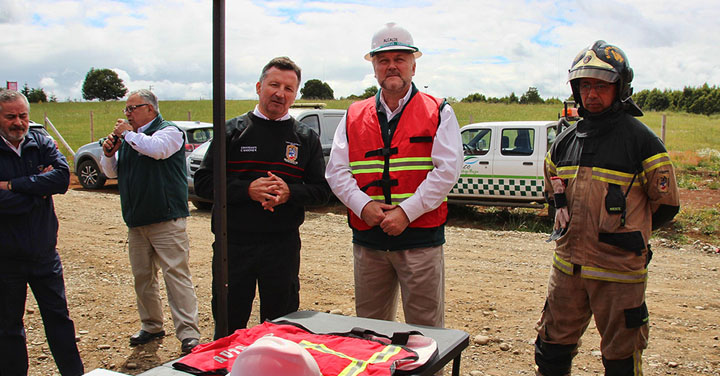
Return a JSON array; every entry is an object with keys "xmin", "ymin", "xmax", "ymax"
[
  {"xmin": 325, "ymin": 88, "xmax": 463, "ymax": 223},
  {"xmin": 100, "ymin": 117, "xmax": 184, "ymax": 178}
]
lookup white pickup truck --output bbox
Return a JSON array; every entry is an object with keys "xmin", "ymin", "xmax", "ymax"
[{"xmin": 448, "ymin": 121, "xmax": 560, "ymax": 212}]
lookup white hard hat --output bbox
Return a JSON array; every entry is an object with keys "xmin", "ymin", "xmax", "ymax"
[
  {"xmin": 229, "ymin": 336, "xmax": 321, "ymax": 376},
  {"xmin": 364, "ymin": 22, "xmax": 422, "ymax": 61}
]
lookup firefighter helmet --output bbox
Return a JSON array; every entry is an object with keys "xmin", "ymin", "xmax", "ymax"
[
  {"xmin": 364, "ymin": 22, "xmax": 422, "ymax": 61},
  {"xmin": 568, "ymin": 40, "xmax": 634, "ymax": 107},
  {"xmin": 230, "ymin": 336, "xmax": 321, "ymax": 376}
]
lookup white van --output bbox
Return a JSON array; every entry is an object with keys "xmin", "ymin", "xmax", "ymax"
[{"xmin": 448, "ymin": 121, "xmax": 559, "ymax": 210}]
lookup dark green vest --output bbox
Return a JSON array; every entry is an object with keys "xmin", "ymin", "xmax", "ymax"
[{"xmin": 117, "ymin": 115, "xmax": 189, "ymax": 228}]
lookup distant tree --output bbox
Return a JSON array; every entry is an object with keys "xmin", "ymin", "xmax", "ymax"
[
  {"xmin": 82, "ymin": 68, "xmax": 128, "ymax": 101},
  {"xmin": 644, "ymin": 88, "xmax": 670, "ymax": 111},
  {"xmin": 27, "ymin": 88, "xmax": 48, "ymax": 103},
  {"xmin": 507, "ymin": 92, "xmax": 518, "ymax": 104},
  {"xmin": 360, "ymin": 85, "xmax": 378, "ymax": 99},
  {"xmin": 300, "ymin": 79, "xmax": 334, "ymax": 100},
  {"xmin": 519, "ymin": 87, "xmax": 544, "ymax": 104},
  {"xmin": 462, "ymin": 92, "xmax": 487, "ymax": 103},
  {"xmin": 21, "ymin": 83, "xmax": 31, "ymax": 97}
]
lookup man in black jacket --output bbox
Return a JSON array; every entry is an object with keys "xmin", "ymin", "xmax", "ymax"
[
  {"xmin": 195, "ymin": 57, "xmax": 331, "ymax": 337},
  {"xmin": 0, "ymin": 90, "xmax": 83, "ymax": 375}
]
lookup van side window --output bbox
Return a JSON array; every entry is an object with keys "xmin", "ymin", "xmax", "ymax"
[
  {"xmin": 501, "ymin": 128, "xmax": 535, "ymax": 156},
  {"xmin": 320, "ymin": 116, "xmax": 342, "ymax": 146},
  {"xmin": 299, "ymin": 114, "xmax": 320, "ymax": 136},
  {"xmin": 547, "ymin": 126, "xmax": 557, "ymax": 150},
  {"xmin": 461, "ymin": 128, "xmax": 491, "ymax": 155}
]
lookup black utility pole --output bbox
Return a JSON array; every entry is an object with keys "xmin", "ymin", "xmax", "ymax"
[{"xmin": 212, "ymin": 0, "xmax": 229, "ymax": 338}]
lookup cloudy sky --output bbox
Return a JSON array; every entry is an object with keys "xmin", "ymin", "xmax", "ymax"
[{"xmin": 2, "ymin": 0, "xmax": 718, "ymax": 102}]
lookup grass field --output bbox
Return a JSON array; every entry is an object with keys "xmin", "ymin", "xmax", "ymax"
[
  {"xmin": 28, "ymin": 99, "xmax": 719, "ymax": 243},
  {"xmin": 30, "ymin": 99, "xmax": 719, "ymax": 157}
]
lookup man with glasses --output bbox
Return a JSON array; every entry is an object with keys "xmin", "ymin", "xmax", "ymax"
[
  {"xmin": 534, "ymin": 41, "xmax": 680, "ymax": 376},
  {"xmin": 101, "ymin": 89, "xmax": 201, "ymax": 353}
]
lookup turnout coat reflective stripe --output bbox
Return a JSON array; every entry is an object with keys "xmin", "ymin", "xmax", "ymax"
[{"xmin": 174, "ymin": 321, "xmax": 423, "ymax": 376}]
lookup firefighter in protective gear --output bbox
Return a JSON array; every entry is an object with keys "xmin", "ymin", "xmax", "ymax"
[
  {"xmin": 230, "ymin": 336, "xmax": 321, "ymax": 376},
  {"xmin": 534, "ymin": 41, "xmax": 680, "ymax": 376}
]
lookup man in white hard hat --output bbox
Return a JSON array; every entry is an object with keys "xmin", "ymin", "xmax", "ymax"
[
  {"xmin": 230, "ymin": 336, "xmax": 321, "ymax": 376},
  {"xmin": 326, "ymin": 22, "xmax": 463, "ymax": 329}
]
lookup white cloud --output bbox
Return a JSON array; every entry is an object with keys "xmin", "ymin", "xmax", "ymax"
[{"xmin": 2, "ymin": 0, "xmax": 719, "ymax": 102}]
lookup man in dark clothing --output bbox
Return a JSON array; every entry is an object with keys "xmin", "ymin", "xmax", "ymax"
[
  {"xmin": 0, "ymin": 90, "xmax": 84, "ymax": 375},
  {"xmin": 195, "ymin": 57, "xmax": 331, "ymax": 337},
  {"xmin": 534, "ymin": 41, "xmax": 680, "ymax": 376}
]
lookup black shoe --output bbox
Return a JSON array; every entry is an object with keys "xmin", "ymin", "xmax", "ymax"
[
  {"xmin": 181, "ymin": 338, "xmax": 200, "ymax": 353},
  {"xmin": 129, "ymin": 330, "xmax": 165, "ymax": 345}
]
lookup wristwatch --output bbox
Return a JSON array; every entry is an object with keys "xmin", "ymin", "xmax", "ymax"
[{"xmin": 6, "ymin": 180, "xmax": 12, "ymax": 191}]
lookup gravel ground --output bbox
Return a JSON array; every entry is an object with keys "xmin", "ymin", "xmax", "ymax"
[{"xmin": 20, "ymin": 188, "xmax": 720, "ymax": 375}]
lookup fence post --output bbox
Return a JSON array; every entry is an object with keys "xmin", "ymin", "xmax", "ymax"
[
  {"xmin": 188, "ymin": 111, "xmax": 192, "ymax": 121},
  {"xmin": 469, "ymin": 114, "xmax": 473, "ymax": 124},
  {"xmin": 661, "ymin": 114, "xmax": 666, "ymax": 143},
  {"xmin": 90, "ymin": 111, "xmax": 95, "ymax": 141}
]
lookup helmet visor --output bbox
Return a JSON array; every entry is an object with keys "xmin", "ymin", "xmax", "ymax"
[{"xmin": 568, "ymin": 67, "xmax": 619, "ymax": 83}]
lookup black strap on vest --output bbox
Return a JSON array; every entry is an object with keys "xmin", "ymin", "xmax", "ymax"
[{"xmin": 364, "ymin": 146, "xmax": 398, "ymax": 158}]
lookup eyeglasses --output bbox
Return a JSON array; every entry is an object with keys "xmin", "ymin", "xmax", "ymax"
[
  {"xmin": 123, "ymin": 104, "xmax": 149, "ymax": 114},
  {"xmin": 578, "ymin": 82, "xmax": 614, "ymax": 94}
]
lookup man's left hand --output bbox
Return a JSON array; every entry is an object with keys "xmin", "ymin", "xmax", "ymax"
[
  {"xmin": 261, "ymin": 172, "xmax": 290, "ymax": 212},
  {"xmin": 380, "ymin": 207, "xmax": 410, "ymax": 236}
]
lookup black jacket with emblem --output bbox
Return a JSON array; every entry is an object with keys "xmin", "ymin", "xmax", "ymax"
[
  {"xmin": 194, "ymin": 112, "xmax": 331, "ymax": 235},
  {"xmin": 544, "ymin": 105, "xmax": 680, "ymax": 280}
]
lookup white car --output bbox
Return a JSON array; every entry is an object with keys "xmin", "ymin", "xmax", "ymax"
[{"xmin": 74, "ymin": 121, "xmax": 213, "ymax": 189}]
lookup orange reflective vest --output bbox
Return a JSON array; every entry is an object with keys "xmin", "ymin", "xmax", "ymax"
[
  {"xmin": 174, "ymin": 321, "xmax": 425, "ymax": 376},
  {"xmin": 346, "ymin": 93, "xmax": 447, "ymax": 231}
]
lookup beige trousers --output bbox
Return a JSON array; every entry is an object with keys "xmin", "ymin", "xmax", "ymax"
[
  {"xmin": 353, "ymin": 244, "xmax": 444, "ymax": 328},
  {"xmin": 128, "ymin": 217, "xmax": 200, "ymax": 340}
]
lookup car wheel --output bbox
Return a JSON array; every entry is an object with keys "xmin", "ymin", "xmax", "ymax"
[
  {"xmin": 192, "ymin": 200, "xmax": 212, "ymax": 210},
  {"xmin": 77, "ymin": 160, "xmax": 106, "ymax": 189}
]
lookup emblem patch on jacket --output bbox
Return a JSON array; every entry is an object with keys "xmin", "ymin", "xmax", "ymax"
[
  {"xmin": 284, "ymin": 142, "xmax": 299, "ymax": 165},
  {"xmin": 658, "ymin": 175, "xmax": 668, "ymax": 192}
]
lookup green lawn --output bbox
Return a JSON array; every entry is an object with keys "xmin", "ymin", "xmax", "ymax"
[{"xmin": 28, "ymin": 99, "xmax": 719, "ymax": 243}]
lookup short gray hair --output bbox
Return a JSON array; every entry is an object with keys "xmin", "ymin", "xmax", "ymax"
[
  {"xmin": 0, "ymin": 89, "xmax": 30, "ymax": 112},
  {"xmin": 129, "ymin": 89, "xmax": 159, "ymax": 113}
]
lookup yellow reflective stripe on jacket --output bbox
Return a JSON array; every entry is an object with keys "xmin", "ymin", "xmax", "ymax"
[
  {"xmin": 299, "ymin": 339, "xmax": 403, "ymax": 376},
  {"xmin": 368, "ymin": 193, "xmax": 448, "ymax": 205},
  {"xmin": 554, "ymin": 166, "xmax": 640, "ymax": 187},
  {"xmin": 350, "ymin": 157, "xmax": 433, "ymax": 175},
  {"xmin": 552, "ymin": 252, "xmax": 647, "ymax": 283},
  {"xmin": 545, "ymin": 151, "xmax": 557, "ymax": 175},
  {"xmin": 580, "ymin": 266, "xmax": 647, "ymax": 283},
  {"xmin": 553, "ymin": 252, "xmax": 574, "ymax": 275},
  {"xmin": 642, "ymin": 152, "xmax": 673, "ymax": 173}
]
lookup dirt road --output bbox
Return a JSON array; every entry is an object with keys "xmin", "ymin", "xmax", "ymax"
[{"xmin": 22, "ymin": 188, "xmax": 720, "ymax": 375}]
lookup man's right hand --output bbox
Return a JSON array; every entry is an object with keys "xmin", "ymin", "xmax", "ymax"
[
  {"xmin": 360, "ymin": 201, "xmax": 395, "ymax": 227},
  {"xmin": 102, "ymin": 133, "xmax": 121, "ymax": 157},
  {"xmin": 554, "ymin": 207, "xmax": 570, "ymax": 230}
]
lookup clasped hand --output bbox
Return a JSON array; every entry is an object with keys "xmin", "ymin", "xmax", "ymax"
[
  {"xmin": 248, "ymin": 171, "xmax": 289, "ymax": 212},
  {"xmin": 360, "ymin": 201, "xmax": 410, "ymax": 236}
]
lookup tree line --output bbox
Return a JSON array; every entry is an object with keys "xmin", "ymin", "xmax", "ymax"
[
  {"xmin": 16, "ymin": 67, "xmax": 720, "ymax": 116},
  {"xmin": 632, "ymin": 84, "xmax": 720, "ymax": 116}
]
